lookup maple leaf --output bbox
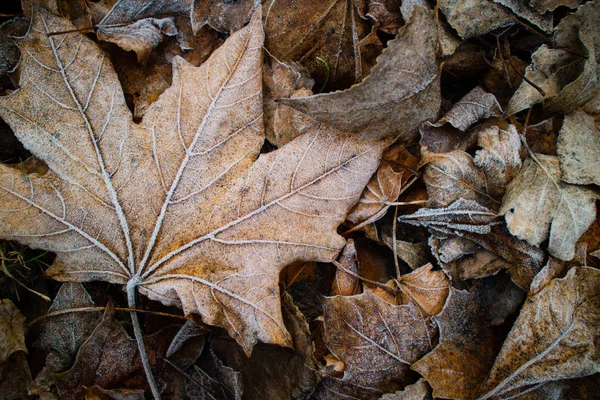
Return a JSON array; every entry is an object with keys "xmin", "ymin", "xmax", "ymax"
[
  {"xmin": 0, "ymin": 6, "xmax": 384, "ymax": 359},
  {"xmin": 479, "ymin": 266, "xmax": 600, "ymax": 399}
]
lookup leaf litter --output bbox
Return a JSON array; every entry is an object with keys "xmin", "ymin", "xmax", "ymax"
[{"xmin": 0, "ymin": 0, "xmax": 599, "ymax": 399}]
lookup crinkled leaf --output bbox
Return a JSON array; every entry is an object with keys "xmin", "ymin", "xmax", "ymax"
[
  {"xmin": 435, "ymin": 86, "xmax": 502, "ymax": 132},
  {"xmin": 0, "ymin": 8, "xmax": 383, "ymax": 354},
  {"xmin": 438, "ymin": 0, "xmax": 513, "ymax": 40},
  {"xmin": 355, "ymin": 0, "xmax": 403, "ymax": 34},
  {"xmin": 557, "ymin": 110, "xmax": 600, "ymax": 186},
  {"xmin": 397, "ymin": 263, "xmax": 449, "ymax": 316},
  {"xmin": 500, "ymin": 155, "xmax": 598, "ymax": 261},
  {"xmin": 331, "ymin": 239, "xmax": 360, "ymax": 296},
  {"xmin": 492, "ymin": 0, "xmax": 553, "ymax": 32},
  {"xmin": 529, "ymin": 0, "xmax": 582, "ymax": 12},
  {"xmin": 192, "ymin": 0, "xmax": 261, "ymax": 33},
  {"xmin": 280, "ymin": 6, "xmax": 440, "ymax": 141},
  {"xmin": 0, "ymin": 299, "xmax": 27, "ymax": 364},
  {"xmin": 479, "ymin": 267, "xmax": 600, "ymax": 399}
]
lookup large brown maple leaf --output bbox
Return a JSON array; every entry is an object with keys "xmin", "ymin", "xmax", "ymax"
[{"xmin": 0, "ymin": 6, "xmax": 383, "ymax": 354}]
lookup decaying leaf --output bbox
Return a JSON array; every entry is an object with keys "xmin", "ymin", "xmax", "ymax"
[
  {"xmin": 38, "ymin": 283, "xmax": 103, "ymax": 372},
  {"xmin": 474, "ymin": 124, "xmax": 523, "ymax": 197},
  {"xmin": 355, "ymin": 0, "xmax": 403, "ymax": 34},
  {"xmin": 379, "ymin": 378, "xmax": 431, "ymax": 399},
  {"xmin": 0, "ymin": 351, "xmax": 32, "ymax": 400},
  {"xmin": 0, "ymin": 298, "xmax": 27, "ymax": 363},
  {"xmin": 500, "ymin": 155, "xmax": 598, "ymax": 261},
  {"xmin": 435, "ymin": 87, "xmax": 502, "ymax": 132},
  {"xmin": 85, "ymin": 386, "xmax": 145, "ymax": 400},
  {"xmin": 0, "ymin": 18, "xmax": 28, "ymax": 77},
  {"xmin": 22, "ymin": 0, "xmax": 93, "ymax": 30},
  {"xmin": 438, "ymin": 0, "xmax": 513, "ymax": 40},
  {"xmin": 317, "ymin": 289, "xmax": 434, "ymax": 399},
  {"xmin": 264, "ymin": 0, "xmax": 380, "ymax": 90},
  {"xmin": 0, "ymin": 8, "xmax": 383, "ymax": 355},
  {"xmin": 397, "ymin": 263, "xmax": 449, "ymax": 316},
  {"xmin": 557, "ymin": 110, "xmax": 600, "ymax": 186},
  {"xmin": 331, "ymin": 239, "xmax": 360, "ymax": 296},
  {"xmin": 412, "ymin": 287, "xmax": 495, "ymax": 400},
  {"xmin": 492, "ymin": 0, "xmax": 553, "ymax": 32},
  {"xmin": 479, "ymin": 266, "xmax": 600, "ymax": 399},
  {"xmin": 280, "ymin": 6, "xmax": 440, "ymax": 141},
  {"xmin": 192, "ymin": 0, "xmax": 261, "ymax": 33},
  {"xmin": 529, "ymin": 0, "xmax": 582, "ymax": 12}
]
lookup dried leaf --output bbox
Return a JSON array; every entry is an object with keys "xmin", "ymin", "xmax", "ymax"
[
  {"xmin": 0, "ymin": 18, "xmax": 28, "ymax": 76},
  {"xmin": 165, "ymin": 320, "xmax": 206, "ymax": 369},
  {"xmin": 317, "ymin": 289, "xmax": 434, "ymax": 399},
  {"xmin": 0, "ymin": 351, "xmax": 32, "ymax": 400},
  {"xmin": 331, "ymin": 239, "xmax": 360, "ymax": 296},
  {"xmin": 438, "ymin": 0, "xmax": 513, "ymax": 40},
  {"xmin": 529, "ymin": 256, "xmax": 566, "ymax": 295},
  {"xmin": 192, "ymin": 0, "xmax": 260, "ymax": 33},
  {"xmin": 479, "ymin": 267, "xmax": 600, "ymax": 399},
  {"xmin": 419, "ymin": 122, "xmax": 477, "ymax": 155},
  {"xmin": 22, "ymin": 0, "xmax": 92, "ymax": 29},
  {"xmin": 0, "ymin": 8, "xmax": 383, "ymax": 354},
  {"xmin": 379, "ymin": 378, "xmax": 431, "ymax": 399},
  {"xmin": 0, "ymin": 299, "xmax": 27, "ymax": 364},
  {"xmin": 557, "ymin": 110, "xmax": 600, "ymax": 186},
  {"xmin": 422, "ymin": 153, "xmax": 498, "ymax": 209},
  {"xmin": 436, "ymin": 87, "xmax": 502, "ymax": 132},
  {"xmin": 492, "ymin": 0, "xmax": 553, "ymax": 32},
  {"xmin": 85, "ymin": 386, "xmax": 145, "ymax": 400},
  {"xmin": 264, "ymin": 0, "xmax": 380, "ymax": 90},
  {"xmin": 529, "ymin": 0, "xmax": 582, "ymax": 12},
  {"xmin": 412, "ymin": 287, "xmax": 495, "ymax": 400},
  {"xmin": 500, "ymin": 155, "xmax": 598, "ymax": 261},
  {"xmin": 397, "ymin": 263, "xmax": 450, "ymax": 316},
  {"xmin": 474, "ymin": 124, "xmax": 523, "ymax": 197},
  {"xmin": 280, "ymin": 6, "xmax": 441, "ymax": 141},
  {"xmin": 355, "ymin": 0, "xmax": 403, "ymax": 34},
  {"xmin": 38, "ymin": 283, "xmax": 102, "ymax": 372}
]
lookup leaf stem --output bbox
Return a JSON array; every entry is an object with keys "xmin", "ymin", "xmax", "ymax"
[{"xmin": 127, "ymin": 281, "xmax": 162, "ymax": 400}]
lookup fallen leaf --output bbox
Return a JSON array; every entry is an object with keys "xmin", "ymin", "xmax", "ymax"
[
  {"xmin": 317, "ymin": 289, "xmax": 434, "ymax": 399},
  {"xmin": 355, "ymin": 0, "xmax": 403, "ymax": 34},
  {"xmin": 0, "ymin": 18, "xmax": 28, "ymax": 77},
  {"xmin": 280, "ymin": 6, "xmax": 441, "ymax": 141},
  {"xmin": 22, "ymin": 0, "xmax": 92, "ymax": 30},
  {"xmin": 528, "ymin": 256, "xmax": 566, "ymax": 295},
  {"xmin": 529, "ymin": 0, "xmax": 582, "ymax": 12},
  {"xmin": 38, "ymin": 283, "xmax": 103, "ymax": 372},
  {"xmin": 435, "ymin": 86, "xmax": 502, "ymax": 132},
  {"xmin": 28, "ymin": 367, "xmax": 57, "ymax": 400},
  {"xmin": 263, "ymin": 0, "xmax": 380, "ymax": 90},
  {"xmin": 522, "ymin": 118, "xmax": 557, "ymax": 156},
  {"xmin": 479, "ymin": 266, "xmax": 600, "ymax": 399},
  {"xmin": 412, "ymin": 287, "xmax": 495, "ymax": 400},
  {"xmin": 85, "ymin": 386, "xmax": 145, "ymax": 400},
  {"xmin": 492, "ymin": 0, "xmax": 553, "ymax": 32},
  {"xmin": 419, "ymin": 122, "xmax": 477, "ymax": 155},
  {"xmin": 0, "ymin": 299, "xmax": 27, "ymax": 363},
  {"xmin": 474, "ymin": 124, "xmax": 523, "ymax": 197},
  {"xmin": 397, "ymin": 263, "xmax": 450, "ymax": 315},
  {"xmin": 331, "ymin": 239, "xmax": 360, "ymax": 296},
  {"xmin": 192, "ymin": 0, "xmax": 260, "ymax": 33},
  {"xmin": 379, "ymin": 378, "xmax": 431, "ymax": 399},
  {"xmin": 0, "ymin": 351, "xmax": 32, "ymax": 400},
  {"xmin": 438, "ymin": 0, "xmax": 513, "ymax": 40},
  {"xmin": 557, "ymin": 110, "xmax": 600, "ymax": 186},
  {"xmin": 499, "ymin": 155, "xmax": 598, "ymax": 261},
  {"xmin": 382, "ymin": 236, "xmax": 430, "ymax": 271},
  {"xmin": 454, "ymin": 250, "xmax": 510, "ymax": 281},
  {"xmin": 0, "ymin": 8, "xmax": 383, "ymax": 354},
  {"xmin": 164, "ymin": 319, "xmax": 207, "ymax": 368}
]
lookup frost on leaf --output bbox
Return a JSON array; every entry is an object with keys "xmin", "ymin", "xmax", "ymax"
[
  {"xmin": 499, "ymin": 155, "xmax": 597, "ymax": 261},
  {"xmin": 557, "ymin": 110, "xmax": 600, "ymax": 186},
  {"xmin": 0, "ymin": 7, "xmax": 383, "ymax": 354}
]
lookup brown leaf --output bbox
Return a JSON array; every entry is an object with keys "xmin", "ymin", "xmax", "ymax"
[
  {"xmin": 397, "ymin": 263, "xmax": 450, "ymax": 316},
  {"xmin": 280, "ymin": 6, "xmax": 441, "ymax": 141},
  {"xmin": 436, "ymin": 87, "xmax": 502, "ymax": 132},
  {"xmin": 264, "ymin": 0, "xmax": 380, "ymax": 90},
  {"xmin": 557, "ymin": 110, "xmax": 600, "ymax": 186},
  {"xmin": 492, "ymin": 0, "xmax": 553, "ymax": 32},
  {"xmin": 379, "ymin": 378, "xmax": 431, "ymax": 399},
  {"xmin": 529, "ymin": 0, "xmax": 582, "ymax": 12},
  {"xmin": 0, "ymin": 18, "xmax": 28, "ymax": 76},
  {"xmin": 438, "ymin": 0, "xmax": 513, "ymax": 40},
  {"xmin": 331, "ymin": 239, "xmax": 360, "ymax": 296},
  {"xmin": 0, "ymin": 8, "xmax": 383, "ymax": 354},
  {"xmin": 355, "ymin": 0, "xmax": 403, "ymax": 34},
  {"xmin": 523, "ymin": 118, "xmax": 557, "ymax": 156},
  {"xmin": 479, "ymin": 273, "xmax": 526, "ymax": 326},
  {"xmin": 422, "ymin": 152, "xmax": 499, "ymax": 209},
  {"xmin": 419, "ymin": 122, "xmax": 477, "ymax": 155},
  {"xmin": 528, "ymin": 256, "xmax": 566, "ymax": 295},
  {"xmin": 317, "ymin": 289, "xmax": 434, "ymax": 399},
  {"xmin": 38, "ymin": 283, "xmax": 103, "ymax": 372},
  {"xmin": 85, "ymin": 386, "xmax": 145, "ymax": 400},
  {"xmin": 0, "ymin": 351, "xmax": 32, "ymax": 400},
  {"xmin": 479, "ymin": 267, "xmax": 600, "ymax": 399},
  {"xmin": 412, "ymin": 287, "xmax": 495, "ymax": 400},
  {"xmin": 192, "ymin": 0, "xmax": 260, "ymax": 33},
  {"xmin": 500, "ymin": 155, "xmax": 598, "ymax": 261},
  {"xmin": 474, "ymin": 124, "xmax": 524, "ymax": 197},
  {"xmin": 506, "ymin": 1, "xmax": 600, "ymax": 115},
  {"xmin": 0, "ymin": 299, "xmax": 27, "ymax": 364},
  {"xmin": 22, "ymin": 0, "xmax": 92, "ymax": 29}
]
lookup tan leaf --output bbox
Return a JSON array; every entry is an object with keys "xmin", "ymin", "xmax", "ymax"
[
  {"xmin": 436, "ymin": 86, "xmax": 502, "ymax": 132},
  {"xmin": 492, "ymin": 0, "xmax": 553, "ymax": 32},
  {"xmin": 529, "ymin": 0, "xmax": 582, "ymax": 12},
  {"xmin": 479, "ymin": 267, "xmax": 600, "ymax": 399},
  {"xmin": 397, "ymin": 263, "xmax": 449, "ymax": 315},
  {"xmin": 264, "ymin": 0, "xmax": 380, "ymax": 90},
  {"xmin": 422, "ymin": 151, "xmax": 499, "ymax": 209},
  {"xmin": 38, "ymin": 283, "xmax": 103, "ymax": 372},
  {"xmin": 506, "ymin": 1, "xmax": 600, "ymax": 115},
  {"xmin": 528, "ymin": 256, "xmax": 566, "ymax": 295},
  {"xmin": 379, "ymin": 378, "xmax": 431, "ymax": 399},
  {"xmin": 382, "ymin": 236, "xmax": 430, "ymax": 270},
  {"xmin": 192, "ymin": 0, "xmax": 260, "ymax": 33},
  {"xmin": 419, "ymin": 122, "xmax": 477, "ymax": 155},
  {"xmin": 499, "ymin": 155, "xmax": 598, "ymax": 261},
  {"xmin": 438, "ymin": 0, "xmax": 513, "ymax": 40},
  {"xmin": 0, "ymin": 351, "xmax": 32, "ymax": 400},
  {"xmin": 355, "ymin": 0, "xmax": 403, "ymax": 34},
  {"xmin": 331, "ymin": 239, "xmax": 360, "ymax": 296},
  {"xmin": 474, "ymin": 124, "xmax": 524, "ymax": 197},
  {"xmin": 0, "ymin": 18, "xmax": 28, "ymax": 76},
  {"xmin": 317, "ymin": 289, "xmax": 434, "ymax": 399},
  {"xmin": 0, "ymin": 299, "xmax": 27, "ymax": 364},
  {"xmin": 22, "ymin": 0, "xmax": 92, "ymax": 30},
  {"xmin": 557, "ymin": 110, "xmax": 600, "ymax": 186},
  {"xmin": 412, "ymin": 287, "xmax": 495, "ymax": 400},
  {"xmin": 280, "ymin": 6, "xmax": 441, "ymax": 141}
]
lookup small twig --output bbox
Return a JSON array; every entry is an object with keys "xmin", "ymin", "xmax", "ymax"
[
  {"xmin": 0, "ymin": 13, "xmax": 21, "ymax": 18},
  {"xmin": 507, "ymin": 57, "xmax": 546, "ymax": 97},
  {"xmin": 508, "ymin": 15, "xmax": 551, "ymax": 43},
  {"xmin": 163, "ymin": 358, "xmax": 217, "ymax": 400},
  {"xmin": 332, "ymin": 260, "xmax": 399, "ymax": 295}
]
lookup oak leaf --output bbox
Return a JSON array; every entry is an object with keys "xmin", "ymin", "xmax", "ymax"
[
  {"xmin": 499, "ymin": 155, "xmax": 598, "ymax": 261},
  {"xmin": 0, "ymin": 7, "xmax": 383, "ymax": 354},
  {"xmin": 479, "ymin": 267, "xmax": 600, "ymax": 399},
  {"xmin": 557, "ymin": 110, "xmax": 600, "ymax": 186}
]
